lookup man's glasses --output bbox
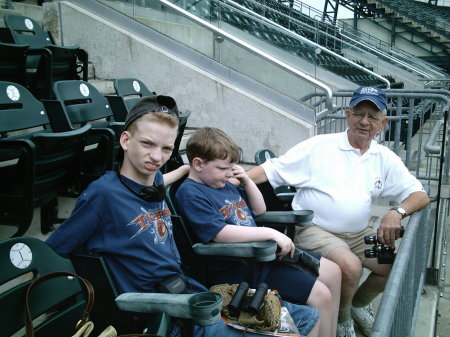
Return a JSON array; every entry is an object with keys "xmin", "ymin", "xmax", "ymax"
[{"xmin": 350, "ymin": 110, "xmax": 384, "ymax": 122}]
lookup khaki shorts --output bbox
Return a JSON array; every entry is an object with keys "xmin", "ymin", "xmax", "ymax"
[{"xmin": 294, "ymin": 224, "xmax": 376, "ymax": 262}]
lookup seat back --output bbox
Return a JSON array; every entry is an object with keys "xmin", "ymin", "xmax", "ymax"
[
  {"xmin": 0, "ymin": 237, "xmax": 87, "ymax": 337},
  {"xmin": 3, "ymin": 15, "xmax": 53, "ymax": 49},
  {"xmin": 165, "ymin": 179, "xmax": 208, "ymax": 284},
  {"xmin": 52, "ymin": 80, "xmax": 122, "ymax": 174},
  {"xmin": 0, "ymin": 42, "xmax": 27, "ymax": 85},
  {"xmin": 0, "ymin": 81, "xmax": 90, "ymax": 236},
  {"xmin": 53, "ymin": 80, "xmax": 117, "ymax": 126},
  {"xmin": 70, "ymin": 253, "xmax": 154, "ymax": 336},
  {"xmin": 113, "ymin": 78, "xmax": 156, "ymax": 115},
  {"xmin": 254, "ymin": 149, "xmax": 295, "ymax": 211},
  {"xmin": 161, "ymin": 109, "xmax": 191, "ymax": 173}
]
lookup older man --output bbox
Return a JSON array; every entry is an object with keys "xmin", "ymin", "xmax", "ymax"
[{"xmin": 247, "ymin": 87, "xmax": 430, "ymax": 337}]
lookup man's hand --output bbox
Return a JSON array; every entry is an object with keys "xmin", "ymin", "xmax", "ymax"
[{"xmin": 378, "ymin": 210, "xmax": 403, "ymax": 247}]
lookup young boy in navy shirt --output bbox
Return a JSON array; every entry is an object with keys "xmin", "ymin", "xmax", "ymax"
[
  {"xmin": 46, "ymin": 98, "xmax": 319, "ymax": 337},
  {"xmin": 176, "ymin": 127, "xmax": 341, "ymax": 337}
]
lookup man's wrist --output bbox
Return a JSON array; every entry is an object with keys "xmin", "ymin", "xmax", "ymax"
[{"xmin": 390, "ymin": 207, "xmax": 407, "ymax": 219}]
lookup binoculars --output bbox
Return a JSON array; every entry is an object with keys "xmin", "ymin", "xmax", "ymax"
[
  {"xmin": 228, "ymin": 282, "xmax": 268, "ymax": 317},
  {"xmin": 364, "ymin": 226, "xmax": 404, "ymax": 264}
]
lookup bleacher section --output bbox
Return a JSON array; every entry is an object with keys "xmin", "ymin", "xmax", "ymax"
[{"xmin": 172, "ymin": 0, "xmax": 389, "ymax": 87}]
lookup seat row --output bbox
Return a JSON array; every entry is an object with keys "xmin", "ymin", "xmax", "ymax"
[
  {"xmin": 0, "ymin": 78, "xmax": 191, "ymax": 238},
  {"xmin": 0, "ymin": 14, "xmax": 88, "ymax": 99}
]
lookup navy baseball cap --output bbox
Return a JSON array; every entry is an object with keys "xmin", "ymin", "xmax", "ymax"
[{"xmin": 349, "ymin": 87, "xmax": 387, "ymax": 111}]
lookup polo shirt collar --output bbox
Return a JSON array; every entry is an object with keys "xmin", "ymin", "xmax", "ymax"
[{"xmin": 339, "ymin": 129, "xmax": 381, "ymax": 154}]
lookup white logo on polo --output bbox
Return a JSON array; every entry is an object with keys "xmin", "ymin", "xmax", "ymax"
[{"xmin": 360, "ymin": 87, "xmax": 379, "ymax": 96}]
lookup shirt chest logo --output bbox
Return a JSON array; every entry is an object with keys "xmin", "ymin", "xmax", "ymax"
[{"xmin": 127, "ymin": 206, "xmax": 172, "ymax": 244}]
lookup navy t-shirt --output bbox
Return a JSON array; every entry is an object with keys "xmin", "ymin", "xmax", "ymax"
[
  {"xmin": 175, "ymin": 178, "xmax": 259, "ymax": 278},
  {"xmin": 46, "ymin": 170, "xmax": 206, "ymax": 293}
]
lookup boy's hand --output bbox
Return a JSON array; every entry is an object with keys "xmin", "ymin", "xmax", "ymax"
[
  {"xmin": 274, "ymin": 233, "xmax": 296, "ymax": 259},
  {"xmin": 231, "ymin": 164, "xmax": 251, "ymax": 186}
]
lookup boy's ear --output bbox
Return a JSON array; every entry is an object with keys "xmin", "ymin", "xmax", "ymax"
[
  {"xmin": 191, "ymin": 157, "xmax": 204, "ymax": 171},
  {"xmin": 119, "ymin": 130, "xmax": 131, "ymax": 151}
]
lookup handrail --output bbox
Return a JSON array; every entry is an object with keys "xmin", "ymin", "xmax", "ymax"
[
  {"xmin": 338, "ymin": 30, "xmax": 434, "ymax": 79},
  {"xmin": 158, "ymin": 0, "xmax": 336, "ymax": 114},
  {"xmin": 372, "ymin": 206, "xmax": 431, "ymax": 337},
  {"xmin": 224, "ymin": 0, "xmax": 391, "ymax": 89}
]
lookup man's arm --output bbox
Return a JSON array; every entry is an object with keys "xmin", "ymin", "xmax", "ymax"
[
  {"xmin": 246, "ymin": 165, "xmax": 268, "ymax": 185},
  {"xmin": 378, "ymin": 191, "xmax": 430, "ymax": 246}
]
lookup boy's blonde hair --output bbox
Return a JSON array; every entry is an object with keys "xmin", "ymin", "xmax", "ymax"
[
  {"xmin": 127, "ymin": 111, "xmax": 178, "ymax": 134},
  {"xmin": 186, "ymin": 127, "xmax": 241, "ymax": 164}
]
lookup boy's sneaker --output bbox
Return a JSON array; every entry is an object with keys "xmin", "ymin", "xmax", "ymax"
[
  {"xmin": 337, "ymin": 320, "xmax": 356, "ymax": 337},
  {"xmin": 351, "ymin": 304, "xmax": 375, "ymax": 336}
]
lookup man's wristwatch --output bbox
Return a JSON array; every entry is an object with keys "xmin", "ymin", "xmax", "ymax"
[{"xmin": 390, "ymin": 207, "xmax": 407, "ymax": 219}]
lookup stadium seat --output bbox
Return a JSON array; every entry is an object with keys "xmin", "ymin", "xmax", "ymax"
[
  {"xmin": 0, "ymin": 81, "xmax": 91, "ymax": 237},
  {"xmin": 1, "ymin": 14, "xmax": 88, "ymax": 99},
  {"xmin": 165, "ymin": 178, "xmax": 313, "ymax": 286},
  {"xmin": 108, "ymin": 77, "xmax": 156, "ymax": 122},
  {"xmin": 46, "ymin": 80, "xmax": 121, "ymax": 190},
  {"xmin": 70, "ymin": 253, "xmax": 175, "ymax": 336},
  {"xmin": 0, "ymin": 236, "xmax": 221, "ymax": 337},
  {"xmin": 0, "ymin": 237, "xmax": 89, "ymax": 337},
  {"xmin": 254, "ymin": 149, "xmax": 296, "ymax": 211}
]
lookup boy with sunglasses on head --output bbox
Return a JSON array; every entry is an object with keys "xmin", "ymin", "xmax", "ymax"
[
  {"xmin": 175, "ymin": 127, "xmax": 342, "ymax": 337},
  {"xmin": 46, "ymin": 97, "xmax": 319, "ymax": 337}
]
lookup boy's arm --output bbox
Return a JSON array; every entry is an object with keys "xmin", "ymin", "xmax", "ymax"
[
  {"xmin": 214, "ymin": 225, "xmax": 295, "ymax": 258},
  {"xmin": 163, "ymin": 164, "xmax": 190, "ymax": 186},
  {"xmin": 232, "ymin": 164, "xmax": 266, "ymax": 215}
]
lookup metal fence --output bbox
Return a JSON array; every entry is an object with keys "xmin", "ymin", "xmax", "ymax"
[{"xmin": 305, "ymin": 89, "xmax": 450, "ymax": 336}]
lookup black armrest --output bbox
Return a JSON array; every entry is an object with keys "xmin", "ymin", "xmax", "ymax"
[
  {"xmin": 115, "ymin": 292, "xmax": 223, "ymax": 326},
  {"xmin": 192, "ymin": 241, "xmax": 277, "ymax": 262},
  {"xmin": 254, "ymin": 210, "xmax": 314, "ymax": 239}
]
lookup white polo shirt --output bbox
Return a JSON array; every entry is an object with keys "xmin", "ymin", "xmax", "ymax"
[{"xmin": 262, "ymin": 131, "xmax": 425, "ymax": 233}]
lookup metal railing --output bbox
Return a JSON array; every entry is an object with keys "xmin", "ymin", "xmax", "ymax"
[
  {"xmin": 222, "ymin": 0, "xmax": 391, "ymax": 88},
  {"xmin": 372, "ymin": 205, "xmax": 432, "ymax": 337}
]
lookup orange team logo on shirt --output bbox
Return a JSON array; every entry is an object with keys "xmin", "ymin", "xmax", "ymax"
[
  {"xmin": 219, "ymin": 198, "xmax": 254, "ymax": 226},
  {"xmin": 127, "ymin": 206, "xmax": 172, "ymax": 244}
]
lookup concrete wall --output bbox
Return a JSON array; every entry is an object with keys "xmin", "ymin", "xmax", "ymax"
[{"xmin": 43, "ymin": 1, "xmax": 316, "ymax": 160}]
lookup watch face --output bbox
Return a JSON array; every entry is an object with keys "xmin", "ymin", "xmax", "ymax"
[{"xmin": 9, "ymin": 243, "xmax": 33, "ymax": 269}]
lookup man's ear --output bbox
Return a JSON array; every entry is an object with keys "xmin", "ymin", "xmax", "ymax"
[{"xmin": 191, "ymin": 157, "xmax": 204, "ymax": 171}]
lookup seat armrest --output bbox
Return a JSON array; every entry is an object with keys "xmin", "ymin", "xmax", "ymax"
[
  {"xmin": 254, "ymin": 210, "xmax": 313, "ymax": 226},
  {"xmin": 115, "ymin": 292, "xmax": 223, "ymax": 326},
  {"xmin": 192, "ymin": 241, "xmax": 277, "ymax": 262}
]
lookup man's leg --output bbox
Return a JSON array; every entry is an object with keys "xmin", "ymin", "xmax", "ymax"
[{"xmin": 350, "ymin": 258, "xmax": 391, "ymax": 336}]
